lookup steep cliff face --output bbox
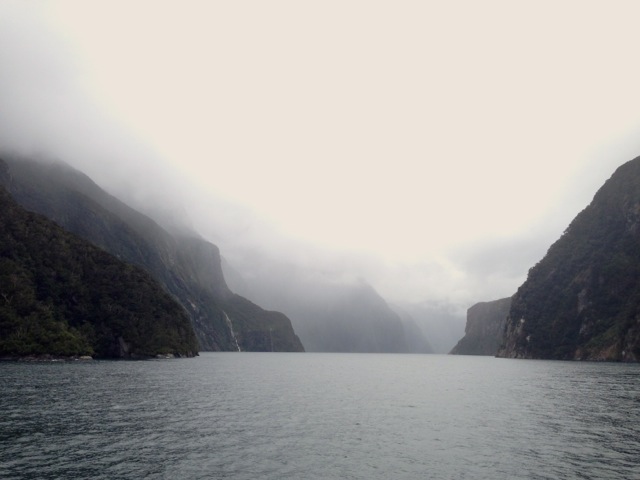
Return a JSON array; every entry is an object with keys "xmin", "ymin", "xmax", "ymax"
[
  {"xmin": 450, "ymin": 297, "xmax": 511, "ymax": 356},
  {"xmin": 497, "ymin": 157, "xmax": 640, "ymax": 362},
  {"xmin": 0, "ymin": 155, "xmax": 303, "ymax": 352},
  {"xmin": 0, "ymin": 181, "xmax": 199, "ymax": 358}
]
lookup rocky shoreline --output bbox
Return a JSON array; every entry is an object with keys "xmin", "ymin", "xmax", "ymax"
[
  {"xmin": 0, "ymin": 352, "xmax": 198, "ymax": 362},
  {"xmin": 0, "ymin": 354, "xmax": 94, "ymax": 362}
]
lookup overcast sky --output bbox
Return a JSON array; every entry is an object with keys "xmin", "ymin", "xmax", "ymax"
[{"xmin": 2, "ymin": 1, "xmax": 640, "ymax": 307}]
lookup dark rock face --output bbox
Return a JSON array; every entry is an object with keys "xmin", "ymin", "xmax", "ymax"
[
  {"xmin": 497, "ymin": 157, "xmax": 640, "ymax": 362},
  {"xmin": 450, "ymin": 297, "xmax": 512, "ymax": 356},
  {"xmin": 0, "ymin": 178, "xmax": 199, "ymax": 358},
  {"xmin": 0, "ymin": 155, "xmax": 303, "ymax": 352}
]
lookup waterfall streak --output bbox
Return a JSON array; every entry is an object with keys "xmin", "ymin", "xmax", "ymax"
[{"xmin": 224, "ymin": 312, "xmax": 241, "ymax": 352}]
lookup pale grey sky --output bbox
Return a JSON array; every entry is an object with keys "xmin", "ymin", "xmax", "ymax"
[{"xmin": 2, "ymin": 1, "xmax": 640, "ymax": 307}]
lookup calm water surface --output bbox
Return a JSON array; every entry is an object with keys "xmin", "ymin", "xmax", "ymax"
[{"xmin": 1, "ymin": 353, "xmax": 639, "ymax": 479}]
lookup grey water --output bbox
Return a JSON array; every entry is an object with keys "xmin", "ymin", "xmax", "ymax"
[{"xmin": 1, "ymin": 353, "xmax": 639, "ymax": 480}]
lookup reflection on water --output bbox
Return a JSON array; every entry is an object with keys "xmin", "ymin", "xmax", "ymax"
[{"xmin": 1, "ymin": 354, "xmax": 639, "ymax": 479}]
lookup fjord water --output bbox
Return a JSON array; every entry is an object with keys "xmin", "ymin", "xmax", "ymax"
[{"xmin": 1, "ymin": 354, "xmax": 639, "ymax": 479}]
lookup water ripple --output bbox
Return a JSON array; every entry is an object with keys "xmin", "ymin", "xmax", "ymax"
[{"xmin": 1, "ymin": 354, "xmax": 639, "ymax": 479}]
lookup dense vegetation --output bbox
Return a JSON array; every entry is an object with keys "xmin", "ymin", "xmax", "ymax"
[
  {"xmin": 498, "ymin": 157, "xmax": 640, "ymax": 361},
  {"xmin": 1, "ymin": 155, "xmax": 304, "ymax": 352},
  {"xmin": 0, "ymin": 174, "xmax": 198, "ymax": 358}
]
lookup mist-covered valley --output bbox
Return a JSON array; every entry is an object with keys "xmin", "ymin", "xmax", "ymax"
[
  {"xmin": 0, "ymin": 150, "xmax": 465, "ymax": 354},
  {"xmin": 2, "ymin": 1, "xmax": 640, "ymax": 358},
  {"xmin": 5, "ymin": 4, "xmax": 640, "ymax": 479}
]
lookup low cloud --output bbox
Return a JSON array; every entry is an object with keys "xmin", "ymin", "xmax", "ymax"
[{"xmin": 3, "ymin": 2, "xmax": 640, "ymax": 314}]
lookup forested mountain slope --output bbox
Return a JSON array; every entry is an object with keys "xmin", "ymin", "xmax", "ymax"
[
  {"xmin": 497, "ymin": 157, "xmax": 640, "ymax": 361},
  {"xmin": 0, "ymin": 166, "xmax": 198, "ymax": 358},
  {"xmin": 0, "ymin": 155, "xmax": 303, "ymax": 352}
]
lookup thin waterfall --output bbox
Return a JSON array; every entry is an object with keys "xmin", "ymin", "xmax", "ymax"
[{"xmin": 223, "ymin": 312, "xmax": 241, "ymax": 352}]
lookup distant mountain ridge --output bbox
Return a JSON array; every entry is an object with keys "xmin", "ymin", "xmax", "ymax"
[
  {"xmin": 497, "ymin": 157, "xmax": 640, "ymax": 361},
  {"xmin": 223, "ymin": 258, "xmax": 434, "ymax": 353},
  {"xmin": 288, "ymin": 281, "xmax": 432, "ymax": 353},
  {"xmin": 391, "ymin": 301, "xmax": 465, "ymax": 354},
  {"xmin": 0, "ymin": 154, "xmax": 303, "ymax": 352}
]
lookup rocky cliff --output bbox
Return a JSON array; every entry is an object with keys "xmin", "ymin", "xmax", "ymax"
[
  {"xmin": 449, "ymin": 297, "xmax": 511, "ymax": 355},
  {"xmin": 497, "ymin": 157, "xmax": 640, "ymax": 361},
  {"xmin": 0, "ymin": 155, "xmax": 304, "ymax": 352}
]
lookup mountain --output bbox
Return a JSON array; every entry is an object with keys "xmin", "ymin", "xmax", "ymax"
[
  {"xmin": 223, "ymin": 257, "xmax": 433, "ymax": 353},
  {"xmin": 0, "ymin": 154, "xmax": 304, "ymax": 352},
  {"xmin": 0, "ymin": 165, "xmax": 198, "ymax": 358},
  {"xmin": 285, "ymin": 281, "xmax": 432, "ymax": 353},
  {"xmin": 390, "ymin": 301, "xmax": 466, "ymax": 354},
  {"xmin": 400, "ymin": 316, "xmax": 434, "ymax": 354},
  {"xmin": 449, "ymin": 297, "xmax": 511, "ymax": 355},
  {"xmin": 497, "ymin": 157, "xmax": 640, "ymax": 361}
]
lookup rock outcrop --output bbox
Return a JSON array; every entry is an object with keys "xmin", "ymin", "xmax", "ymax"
[{"xmin": 450, "ymin": 297, "xmax": 512, "ymax": 355}]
